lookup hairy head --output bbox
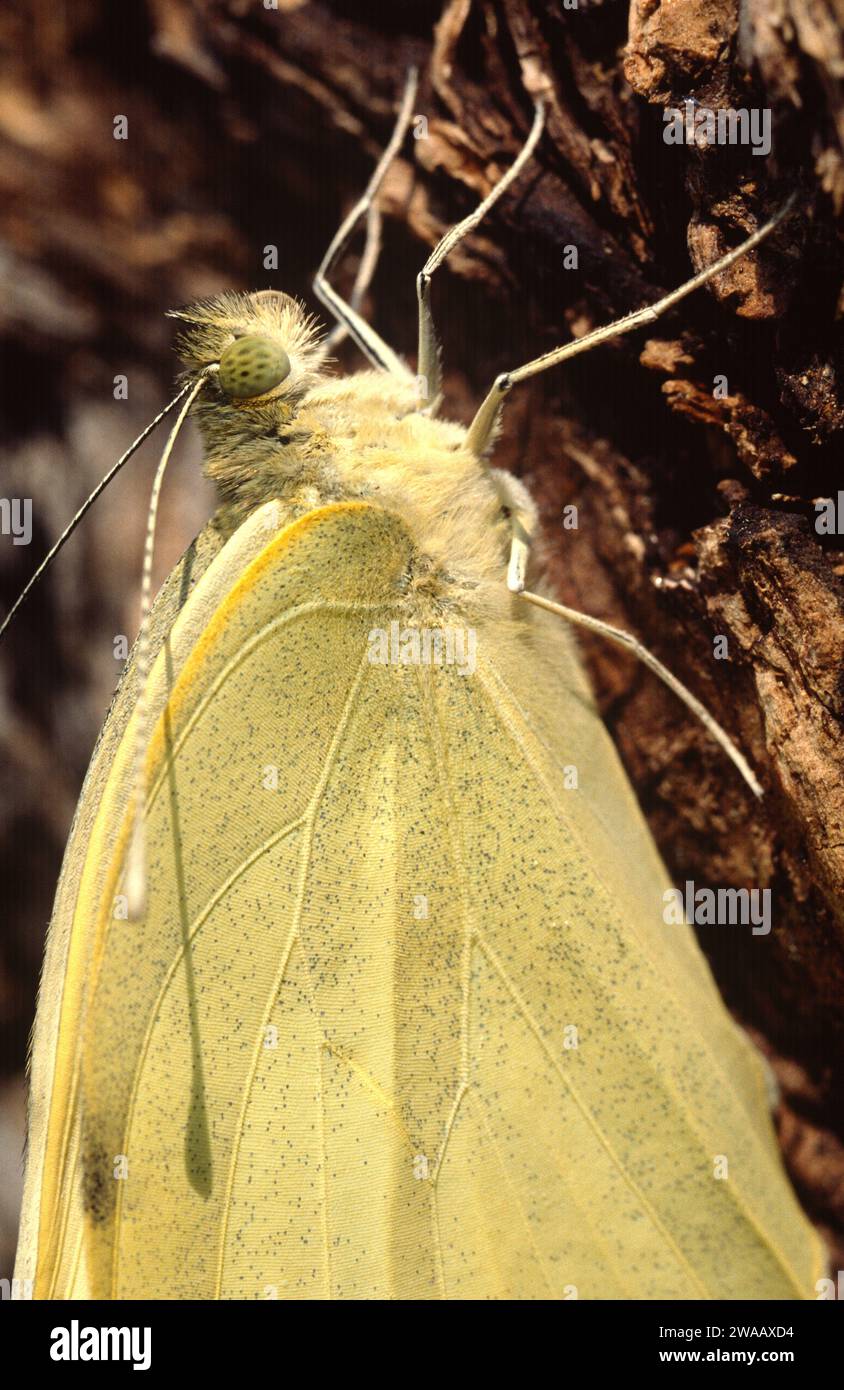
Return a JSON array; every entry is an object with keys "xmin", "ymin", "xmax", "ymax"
[{"xmin": 169, "ymin": 289, "xmax": 326, "ymax": 404}]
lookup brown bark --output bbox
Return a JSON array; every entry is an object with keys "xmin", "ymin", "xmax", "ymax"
[{"xmin": 0, "ymin": 0, "xmax": 842, "ymax": 1272}]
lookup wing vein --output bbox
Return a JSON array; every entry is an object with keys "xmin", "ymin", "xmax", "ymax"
[
  {"xmin": 466, "ymin": 1088, "xmax": 556, "ymax": 1299},
  {"xmin": 476, "ymin": 931, "xmax": 710, "ymax": 1299},
  {"xmin": 478, "ymin": 660, "xmax": 812, "ymax": 1297},
  {"xmin": 144, "ymin": 600, "xmax": 386, "ymax": 815},
  {"xmin": 212, "ymin": 651, "xmax": 373, "ymax": 1298},
  {"xmin": 111, "ymin": 810, "xmax": 308, "ymax": 1293}
]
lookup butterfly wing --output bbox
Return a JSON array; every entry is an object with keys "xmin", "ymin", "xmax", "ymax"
[
  {"xmin": 15, "ymin": 502, "xmax": 269, "ymax": 1296},
  {"xmin": 432, "ymin": 633, "xmax": 824, "ymax": 1298},
  {"xmin": 17, "ymin": 499, "xmax": 824, "ymax": 1299}
]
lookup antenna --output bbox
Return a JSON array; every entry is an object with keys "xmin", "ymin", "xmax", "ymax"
[{"xmin": 0, "ymin": 380, "xmax": 198, "ymax": 642}]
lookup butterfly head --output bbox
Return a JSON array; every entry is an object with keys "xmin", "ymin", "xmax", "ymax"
[{"xmin": 169, "ymin": 289, "xmax": 325, "ymax": 404}]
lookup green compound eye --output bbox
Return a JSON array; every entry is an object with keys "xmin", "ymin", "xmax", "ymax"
[{"xmin": 218, "ymin": 335, "xmax": 291, "ymax": 399}]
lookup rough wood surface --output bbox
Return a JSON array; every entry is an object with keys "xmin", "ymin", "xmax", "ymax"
[{"xmin": 0, "ymin": 0, "xmax": 842, "ymax": 1275}]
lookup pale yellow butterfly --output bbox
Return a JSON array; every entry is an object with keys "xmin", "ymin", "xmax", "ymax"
[{"xmin": 10, "ymin": 70, "xmax": 823, "ymax": 1301}]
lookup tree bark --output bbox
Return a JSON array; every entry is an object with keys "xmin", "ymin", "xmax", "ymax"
[{"xmin": 0, "ymin": 0, "xmax": 842, "ymax": 1271}]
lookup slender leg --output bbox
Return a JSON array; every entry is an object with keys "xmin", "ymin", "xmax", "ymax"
[
  {"xmin": 323, "ymin": 202, "xmax": 383, "ymax": 355},
  {"xmin": 313, "ymin": 68, "xmax": 418, "ymax": 378},
  {"xmin": 467, "ymin": 194, "xmax": 796, "ymax": 456},
  {"xmin": 416, "ymin": 101, "xmax": 546, "ymax": 411},
  {"xmin": 517, "ymin": 577, "xmax": 763, "ymax": 800},
  {"xmin": 501, "ymin": 507, "xmax": 761, "ymax": 797}
]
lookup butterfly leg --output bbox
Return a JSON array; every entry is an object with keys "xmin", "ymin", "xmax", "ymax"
[
  {"xmin": 489, "ymin": 469, "xmax": 537, "ymax": 593},
  {"xmin": 519, "ymin": 580, "xmax": 763, "ymax": 798},
  {"xmin": 416, "ymin": 102, "xmax": 546, "ymax": 412},
  {"xmin": 467, "ymin": 195, "xmax": 795, "ymax": 457},
  {"xmin": 494, "ymin": 469, "xmax": 765, "ymax": 798},
  {"xmin": 322, "ymin": 202, "xmax": 383, "ymax": 355},
  {"xmin": 313, "ymin": 68, "xmax": 418, "ymax": 378}
]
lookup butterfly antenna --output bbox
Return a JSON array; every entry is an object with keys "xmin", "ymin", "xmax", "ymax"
[
  {"xmin": 0, "ymin": 381, "xmax": 199, "ymax": 644},
  {"xmin": 125, "ymin": 371, "xmax": 213, "ymax": 920}
]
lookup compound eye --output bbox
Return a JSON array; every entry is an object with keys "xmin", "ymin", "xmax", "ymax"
[{"xmin": 218, "ymin": 335, "xmax": 291, "ymax": 399}]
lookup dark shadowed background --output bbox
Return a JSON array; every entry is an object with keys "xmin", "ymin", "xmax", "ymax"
[{"xmin": 1, "ymin": 0, "xmax": 843, "ymax": 1282}]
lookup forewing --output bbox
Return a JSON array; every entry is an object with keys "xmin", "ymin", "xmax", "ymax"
[{"xmin": 18, "ymin": 500, "xmax": 824, "ymax": 1301}]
